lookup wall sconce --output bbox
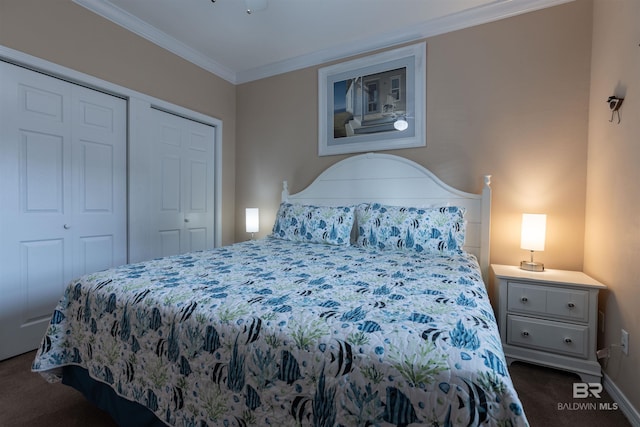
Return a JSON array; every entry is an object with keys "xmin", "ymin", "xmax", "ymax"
[
  {"xmin": 607, "ymin": 95, "xmax": 624, "ymax": 124},
  {"xmin": 520, "ymin": 213, "xmax": 546, "ymax": 272},
  {"xmin": 246, "ymin": 208, "xmax": 259, "ymax": 240}
]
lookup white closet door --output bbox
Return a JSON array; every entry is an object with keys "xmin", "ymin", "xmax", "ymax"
[
  {"xmin": 0, "ymin": 62, "xmax": 126, "ymax": 360},
  {"xmin": 71, "ymin": 85, "xmax": 127, "ymax": 277},
  {"xmin": 150, "ymin": 108, "xmax": 216, "ymax": 258}
]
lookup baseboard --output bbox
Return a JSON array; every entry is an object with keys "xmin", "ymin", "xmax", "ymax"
[{"xmin": 604, "ymin": 372, "xmax": 640, "ymax": 427}]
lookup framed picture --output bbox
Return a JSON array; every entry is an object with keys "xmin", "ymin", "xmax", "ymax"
[{"xmin": 318, "ymin": 42, "xmax": 426, "ymax": 156}]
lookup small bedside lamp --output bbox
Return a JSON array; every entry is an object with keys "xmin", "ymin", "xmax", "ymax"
[
  {"xmin": 246, "ymin": 208, "xmax": 259, "ymax": 240},
  {"xmin": 520, "ymin": 213, "xmax": 546, "ymax": 272}
]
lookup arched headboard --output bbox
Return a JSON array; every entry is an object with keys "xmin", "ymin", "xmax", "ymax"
[{"xmin": 282, "ymin": 153, "xmax": 492, "ymax": 282}]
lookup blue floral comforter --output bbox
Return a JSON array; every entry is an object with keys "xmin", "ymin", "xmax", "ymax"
[{"xmin": 33, "ymin": 238, "xmax": 528, "ymax": 426}]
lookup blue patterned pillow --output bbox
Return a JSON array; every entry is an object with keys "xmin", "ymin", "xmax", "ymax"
[
  {"xmin": 355, "ymin": 203, "xmax": 466, "ymax": 254},
  {"xmin": 271, "ymin": 203, "xmax": 354, "ymax": 246}
]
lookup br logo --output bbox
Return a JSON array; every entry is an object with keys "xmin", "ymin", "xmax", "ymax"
[{"xmin": 573, "ymin": 382, "xmax": 603, "ymax": 399}]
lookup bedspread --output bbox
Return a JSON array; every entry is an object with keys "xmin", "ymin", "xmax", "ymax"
[{"xmin": 33, "ymin": 238, "xmax": 528, "ymax": 426}]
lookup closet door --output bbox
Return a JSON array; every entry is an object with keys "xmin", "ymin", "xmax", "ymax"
[
  {"xmin": 71, "ymin": 85, "xmax": 127, "ymax": 277},
  {"xmin": 150, "ymin": 108, "xmax": 216, "ymax": 258},
  {"xmin": 0, "ymin": 62, "xmax": 126, "ymax": 360}
]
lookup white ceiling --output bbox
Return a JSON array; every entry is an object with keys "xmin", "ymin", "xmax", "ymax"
[{"xmin": 73, "ymin": 0, "xmax": 570, "ymax": 84}]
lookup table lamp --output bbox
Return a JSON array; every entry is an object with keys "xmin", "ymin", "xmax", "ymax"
[
  {"xmin": 246, "ymin": 208, "xmax": 259, "ymax": 240},
  {"xmin": 520, "ymin": 213, "xmax": 546, "ymax": 272}
]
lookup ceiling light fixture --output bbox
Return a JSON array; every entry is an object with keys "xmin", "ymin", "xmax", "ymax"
[
  {"xmin": 244, "ymin": 0, "xmax": 268, "ymax": 14},
  {"xmin": 210, "ymin": 0, "xmax": 268, "ymax": 15}
]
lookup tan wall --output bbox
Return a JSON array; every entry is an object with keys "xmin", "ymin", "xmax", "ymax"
[
  {"xmin": 0, "ymin": 0, "xmax": 237, "ymax": 246},
  {"xmin": 236, "ymin": 0, "xmax": 593, "ymax": 275},
  {"xmin": 3, "ymin": 0, "xmax": 638, "ymax": 418},
  {"xmin": 585, "ymin": 0, "xmax": 640, "ymax": 412}
]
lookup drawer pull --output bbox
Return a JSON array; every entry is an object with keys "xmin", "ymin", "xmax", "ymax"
[
  {"xmin": 520, "ymin": 297, "xmax": 528, "ymax": 303},
  {"xmin": 567, "ymin": 303, "xmax": 575, "ymax": 309},
  {"xmin": 564, "ymin": 338, "xmax": 572, "ymax": 344},
  {"xmin": 521, "ymin": 331, "xmax": 530, "ymax": 337}
]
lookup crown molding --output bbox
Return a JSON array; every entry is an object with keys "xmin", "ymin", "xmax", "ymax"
[
  {"xmin": 74, "ymin": 0, "xmax": 572, "ymax": 85},
  {"xmin": 73, "ymin": 0, "xmax": 237, "ymax": 84},
  {"xmin": 236, "ymin": 0, "xmax": 573, "ymax": 83}
]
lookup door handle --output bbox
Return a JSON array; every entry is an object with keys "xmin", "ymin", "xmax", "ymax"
[{"xmin": 63, "ymin": 224, "xmax": 70, "ymax": 229}]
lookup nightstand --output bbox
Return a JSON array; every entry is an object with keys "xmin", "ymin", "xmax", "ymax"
[{"xmin": 491, "ymin": 264, "xmax": 606, "ymax": 383}]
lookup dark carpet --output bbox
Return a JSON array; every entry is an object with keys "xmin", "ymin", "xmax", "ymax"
[
  {"xmin": 509, "ymin": 361, "xmax": 631, "ymax": 427},
  {"xmin": 0, "ymin": 351, "xmax": 632, "ymax": 426}
]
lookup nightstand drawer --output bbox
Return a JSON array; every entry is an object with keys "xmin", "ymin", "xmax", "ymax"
[
  {"xmin": 507, "ymin": 315, "xmax": 589, "ymax": 358},
  {"xmin": 507, "ymin": 282, "xmax": 589, "ymax": 322},
  {"xmin": 493, "ymin": 265, "xmax": 606, "ymax": 382}
]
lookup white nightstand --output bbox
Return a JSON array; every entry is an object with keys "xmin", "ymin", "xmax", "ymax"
[{"xmin": 491, "ymin": 264, "xmax": 606, "ymax": 383}]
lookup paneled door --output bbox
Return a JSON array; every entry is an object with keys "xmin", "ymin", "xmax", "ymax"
[
  {"xmin": 151, "ymin": 108, "xmax": 215, "ymax": 257},
  {"xmin": 0, "ymin": 61, "xmax": 126, "ymax": 360}
]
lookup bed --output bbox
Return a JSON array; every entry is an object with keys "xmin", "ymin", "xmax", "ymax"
[{"xmin": 32, "ymin": 153, "xmax": 529, "ymax": 426}]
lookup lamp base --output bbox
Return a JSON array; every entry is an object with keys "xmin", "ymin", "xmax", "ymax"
[{"xmin": 520, "ymin": 260, "xmax": 544, "ymax": 272}]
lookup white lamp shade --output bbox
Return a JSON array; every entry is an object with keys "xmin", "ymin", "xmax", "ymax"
[
  {"xmin": 520, "ymin": 213, "xmax": 546, "ymax": 251},
  {"xmin": 246, "ymin": 208, "xmax": 259, "ymax": 233}
]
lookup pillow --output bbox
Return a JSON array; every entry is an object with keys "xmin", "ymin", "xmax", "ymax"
[
  {"xmin": 355, "ymin": 203, "xmax": 466, "ymax": 254},
  {"xmin": 271, "ymin": 203, "xmax": 355, "ymax": 246}
]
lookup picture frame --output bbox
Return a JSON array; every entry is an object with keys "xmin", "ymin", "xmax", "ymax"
[{"xmin": 318, "ymin": 42, "xmax": 426, "ymax": 156}]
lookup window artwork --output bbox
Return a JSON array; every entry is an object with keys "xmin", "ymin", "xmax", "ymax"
[{"xmin": 318, "ymin": 43, "xmax": 426, "ymax": 156}]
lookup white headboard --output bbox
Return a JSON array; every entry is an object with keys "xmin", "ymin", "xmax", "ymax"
[{"xmin": 281, "ymin": 153, "xmax": 492, "ymax": 283}]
